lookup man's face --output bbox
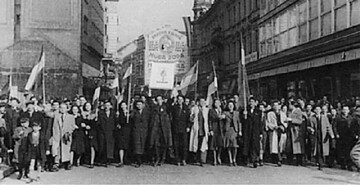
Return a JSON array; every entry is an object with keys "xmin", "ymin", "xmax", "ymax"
[
  {"xmin": 177, "ymin": 97, "xmax": 184, "ymax": 105},
  {"xmin": 59, "ymin": 104, "xmax": 67, "ymax": 114},
  {"xmin": 322, "ymin": 106, "xmax": 328, "ymax": 113},
  {"xmin": 306, "ymin": 105, "xmax": 312, "ymax": 112},
  {"xmin": 314, "ymin": 107, "xmax": 321, "ymax": 115},
  {"xmin": 250, "ymin": 99, "xmax": 256, "ymax": 107},
  {"xmin": 136, "ymin": 102, "xmax": 143, "ymax": 110},
  {"xmin": 80, "ymin": 97, "xmax": 86, "ymax": 106},
  {"xmin": 10, "ymin": 100, "xmax": 19, "ymax": 108},
  {"xmin": 356, "ymin": 100, "xmax": 360, "ymax": 106},
  {"xmin": 27, "ymin": 104, "xmax": 35, "ymax": 113},
  {"xmin": 259, "ymin": 105, "xmax": 265, "ymax": 112},
  {"xmin": 156, "ymin": 96, "xmax": 163, "ymax": 105},
  {"xmin": 199, "ymin": 99, "xmax": 206, "ymax": 107},
  {"xmin": 105, "ymin": 102, "xmax": 112, "ymax": 110},
  {"xmin": 273, "ymin": 103, "xmax": 280, "ymax": 111},
  {"xmin": 52, "ymin": 102, "xmax": 60, "ymax": 111},
  {"xmin": 342, "ymin": 107, "xmax": 350, "ymax": 115},
  {"xmin": 233, "ymin": 95, "xmax": 239, "ymax": 102},
  {"xmin": 185, "ymin": 98, "xmax": 190, "ymax": 105},
  {"xmin": 0, "ymin": 107, "xmax": 5, "ymax": 114},
  {"xmin": 75, "ymin": 99, "xmax": 81, "ymax": 106}
]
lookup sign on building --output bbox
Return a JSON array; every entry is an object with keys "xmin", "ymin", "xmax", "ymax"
[{"xmin": 144, "ymin": 26, "xmax": 189, "ymax": 85}]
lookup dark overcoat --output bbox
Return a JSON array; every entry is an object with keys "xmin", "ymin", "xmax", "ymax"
[
  {"xmin": 241, "ymin": 109, "xmax": 261, "ymax": 156},
  {"xmin": 208, "ymin": 108, "xmax": 224, "ymax": 150},
  {"xmin": 97, "ymin": 110, "xmax": 116, "ymax": 159},
  {"xmin": 131, "ymin": 108, "xmax": 151, "ymax": 155},
  {"xmin": 333, "ymin": 114, "xmax": 357, "ymax": 158},
  {"xmin": 150, "ymin": 104, "xmax": 173, "ymax": 148}
]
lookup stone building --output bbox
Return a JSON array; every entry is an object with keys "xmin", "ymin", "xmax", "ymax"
[
  {"xmin": 191, "ymin": 0, "xmax": 259, "ymax": 97},
  {"xmin": 191, "ymin": 0, "xmax": 360, "ymax": 102},
  {"xmin": 0, "ymin": 0, "xmax": 105, "ymax": 99},
  {"xmin": 104, "ymin": 0, "xmax": 120, "ymax": 55}
]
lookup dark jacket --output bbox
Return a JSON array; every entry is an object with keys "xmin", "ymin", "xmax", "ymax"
[
  {"xmin": 27, "ymin": 131, "xmax": 48, "ymax": 167},
  {"xmin": 241, "ymin": 108, "xmax": 262, "ymax": 156},
  {"xmin": 131, "ymin": 108, "xmax": 151, "ymax": 155},
  {"xmin": 150, "ymin": 104, "xmax": 173, "ymax": 148},
  {"xmin": 171, "ymin": 103, "xmax": 191, "ymax": 134},
  {"xmin": 97, "ymin": 110, "xmax": 116, "ymax": 159}
]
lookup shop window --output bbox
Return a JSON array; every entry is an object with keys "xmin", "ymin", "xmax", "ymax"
[{"xmin": 351, "ymin": 0, "xmax": 360, "ymax": 26}]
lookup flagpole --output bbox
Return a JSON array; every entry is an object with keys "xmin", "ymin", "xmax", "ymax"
[
  {"xmin": 211, "ymin": 61, "xmax": 219, "ymax": 100},
  {"xmin": 126, "ymin": 64, "xmax": 132, "ymax": 124},
  {"xmin": 240, "ymin": 33, "xmax": 247, "ymax": 115},
  {"xmin": 42, "ymin": 48, "xmax": 46, "ymax": 106},
  {"xmin": 194, "ymin": 60, "xmax": 199, "ymax": 100}
]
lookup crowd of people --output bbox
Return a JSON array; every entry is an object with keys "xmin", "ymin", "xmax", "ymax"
[{"xmin": 0, "ymin": 93, "xmax": 360, "ymax": 181}]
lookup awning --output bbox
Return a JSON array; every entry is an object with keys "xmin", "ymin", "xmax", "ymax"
[{"xmin": 82, "ymin": 63, "xmax": 101, "ymax": 78}]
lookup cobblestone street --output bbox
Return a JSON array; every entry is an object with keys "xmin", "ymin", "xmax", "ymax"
[{"xmin": 2, "ymin": 163, "xmax": 360, "ymax": 184}]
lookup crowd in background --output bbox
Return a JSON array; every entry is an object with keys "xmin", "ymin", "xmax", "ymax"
[{"xmin": 0, "ymin": 93, "xmax": 360, "ymax": 182}]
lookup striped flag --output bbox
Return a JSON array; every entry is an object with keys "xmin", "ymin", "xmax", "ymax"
[
  {"xmin": 92, "ymin": 86, "xmax": 101, "ymax": 110},
  {"xmin": 182, "ymin": 16, "xmax": 192, "ymax": 47},
  {"xmin": 179, "ymin": 62, "xmax": 197, "ymax": 95},
  {"xmin": 122, "ymin": 64, "xmax": 132, "ymax": 79},
  {"xmin": 25, "ymin": 49, "xmax": 45, "ymax": 91},
  {"xmin": 206, "ymin": 77, "xmax": 218, "ymax": 106},
  {"xmin": 238, "ymin": 34, "xmax": 250, "ymax": 109}
]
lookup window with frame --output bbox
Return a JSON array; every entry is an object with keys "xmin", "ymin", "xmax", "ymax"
[
  {"xmin": 351, "ymin": 0, "xmax": 360, "ymax": 26},
  {"xmin": 298, "ymin": 0, "xmax": 308, "ymax": 44},
  {"xmin": 335, "ymin": 0, "xmax": 348, "ymax": 31},
  {"xmin": 320, "ymin": 0, "xmax": 332, "ymax": 36}
]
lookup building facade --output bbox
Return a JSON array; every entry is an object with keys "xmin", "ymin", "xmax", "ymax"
[
  {"xmin": 0, "ymin": 0, "xmax": 105, "ymax": 99},
  {"xmin": 192, "ymin": 0, "xmax": 360, "ymax": 102},
  {"xmin": 121, "ymin": 26, "xmax": 190, "ymax": 96},
  {"xmin": 104, "ymin": 0, "xmax": 120, "ymax": 55},
  {"xmin": 191, "ymin": 0, "xmax": 259, "ymax": 98},
  {"xmin": 248, "ymin": 0, "xmax": 360, "ymax": 102}
]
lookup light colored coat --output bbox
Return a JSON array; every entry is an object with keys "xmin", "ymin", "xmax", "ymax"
[
  {"xmin": 266, "ymin": 111, "xmax": 286, "ymax": 154},
  {"xmin": 287, "ymin": 108, "xmax": 305, "ymax": 154},
  {"xmin": 308, "ymin": 114, "xmax": 334, "ymax": 156},
  {"xmin": 52, "ymin": 113, "xmax": 77, "ymax": 163},
  {"xmin": 189, "ymin": 105, "xmax": 209, "ymax": 152}
]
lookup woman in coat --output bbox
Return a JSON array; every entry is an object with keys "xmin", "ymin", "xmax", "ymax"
[
  {"xmin": 224, "ymin": 101, "xmax": 241, "ymax": 166},
  {"xmin": 308, "ymin": 105, "xmax": 335, "ymax": 170},
  {"xmin": 115, "ymin": 101, "xmax": 131, "ymax": 167},
  {"xmin": 82, "ymin": 102, "xmax": 97, "ymax": 168},
  {"xmin": 70, "ymin": 105, "xmax": 86, "ymax": 166},
  {"xmin": 208, "ymin": 99, "xmax": 225, "ymax": 165}
]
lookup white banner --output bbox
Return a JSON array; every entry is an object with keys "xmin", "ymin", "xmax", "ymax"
[{"xmin": 149, "ymin": 62, "xmax": 175, "ymax": 90}]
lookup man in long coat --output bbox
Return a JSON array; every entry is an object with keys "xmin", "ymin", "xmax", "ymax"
[
  {"xmin": 266, "ymin": 100, "xmax": 285, "ymax": 166},
  {"xmin": 308, "ymin": 105, "xmax": 335, "ymax": 170},
  {"xmin": 171, "ymin": 95, "xmax": 191, "ymax": 166},
  {"xmin": 52, "ymin": 103, "xmax": 77, "ymax": 170},
  {"xmin": 333, "ymin": 105, "xmax": 357, "ymax": 171},
  {"xmin": 97, "ymin": 101, "xmax": 116, "ymax": 166},
  {"xmin": 242, "ymin": 98, "xmax": 261, "ymax": 168},
  {"xmin": 189, "ymin": 98, "xmax": 209, "ymax": 167},
  {"xmin": 286, "ymin": 101, "xmax": 305, "ymax": 166},
  {"xmin": 131, "ymin": 100, "xmax": 151, "ymax": 168},
  {"xmin": 149, "ymin": 95, "xmax": 173, "ymax": 166}
]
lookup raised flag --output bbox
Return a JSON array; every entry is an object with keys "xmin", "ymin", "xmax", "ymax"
[
  {"xmin": 179, "ymin": 62, "xmax": 198, "ymax": 95},
  {"xmin": 92, "ymin": 86, "xmax": 101, "ymax": 107},
  {"xmin": 123, "ymin": 64, "xmax": 132, "ymax": 79},
  {"xmin": 206, "ymin": 77, "xmax": 218, "ymax": 106},
  {"xmin": 25, "ymin": 49, "xmax": 45, "ymax": 91}
]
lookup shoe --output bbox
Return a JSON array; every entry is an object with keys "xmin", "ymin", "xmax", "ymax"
[
  {"xmin": 17, "ymin": 172, "xmax": 23, "ymax": 180},
  {"xmin": 51, "ymin": 165, "xmax": 59, "ymax": 172},
  {"xmin": 277, "ymin": 161, "xmax": 282, "ymax": 167},
  {"xmin": 116, "ymin": 163, "xmax": 123, "ymax": 168},
  {"xmin": 181, "ymin": 160, "xmax": 186, "ymax": 166},
  {"xmin": 253, "ymin": 162, "xmax": 258, "ymax": 168},
  {"xmin": 89, "ymin": 164, "xmax": 94, "ymax": 169},
  {"xmin": 259, "ymin": 160, "xmax": 264, "ymax": 166},
  {"xmin": 23, "ymin": 174, "xmax": 29, "ymax": 179},
  {"xmin": 153, "ymin": 160, "xmax": 159, "ymax": 167},
  {"xmin": 233, "ymin": 162, "xmax": 237, "ymax": 167},
  {"xmin": 213, "ymin": 162, "xmax": 217, "ymax": 166},
  {"xmin": 134, "ymin": 163, "xmax": 141, "ymax": 168},
  {"xmin": 65, "ymin": 165, "xmax": 72, "ymax": 170},
  {"xmin": 199, "ymin": 162, "xmax": 203, "ymax": 167},
  {"xmin": 318, "ymin": 164, "xmax": 322, "ymax": 171},
  {"xmin": 177, "ymin": 162, "xmax": 181, "ymax": 166}
]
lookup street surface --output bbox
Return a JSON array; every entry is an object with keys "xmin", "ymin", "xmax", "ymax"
[{"xmin": 1, "ymin": 163, "xmax": 360, "ymax": 184}]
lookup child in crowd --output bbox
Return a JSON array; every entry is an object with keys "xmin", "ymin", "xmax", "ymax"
[
  {"xmin": 27, "ymin": 122, "xmax": 48, "ymax": 181},
  {"xmin": 13, "ymin": 118, "xmax": 32, "ymax": 180}
]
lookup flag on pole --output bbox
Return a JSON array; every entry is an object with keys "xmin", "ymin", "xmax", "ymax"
[
  {"xmin": 206, "ymin": 77, "xmax": 218, "ymax": 105},
  {"xmin": 110, "ymin": 76, "xmax": 119, "ymax": 89},
  {"xmin": 0, "ymin": 75, "xmax": 10, "ymax": 95},
  {"xmin": 123, "ymin": 64, "xmax": 133, "ymax": 79},
  {"xmin": 179, "ymin": 62, "xmax": 198, "ymax": 95},
  {"xmin": 92, "ymin": 86, "xmax": 101, "ymax": 108},
  {"xmin": 238, "ymin": 34, "xmax": 250, "ymax": 109},
  {"xmin": 25, "ymin": 49, "xmax": 45, "ymax": 91}
]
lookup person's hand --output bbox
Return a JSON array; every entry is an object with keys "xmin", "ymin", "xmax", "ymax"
[
  {"xmin": 243, "ymin": 110, "xmax": 248, "ymax": 115},
  {"xmin": 209, "ymin": 131, "xmax": 214, "ymax": 136},
  {"xmin": 117, "ymin": 124, "xmax": 121, "ymax": 129},
  {"xmin": 81, "ymin": 123, "xmax": 86, "ymax": 128},
  {"xmin": 186, "ymin": 128, "xmax": 190, "ymax": 133},
  {"xmin": 46, "ymin": 150, "xmax": 50, "ymax": 155},
  {"xmin": 116, "ymin": 111, "xmax": 120, "ymax": 117},
  {"xmin": 7, "ymin": 149, "xmax": 13, "ymax": 153},
  {"xmin": 260, "ymin": 134, "xmax": 263, "ymax": 139},
  {"xmin": 238, "ymin": 132, "xmax": 242, "ymax": 137},
  {"xmin": 336, "ymin": 134, "xmax": 340, "ymax": 139},
  {"xmin": 86, "ymin": 126, "xmax": 91, "ymax": 130},
  {"xmin": 220, "ymin": 114, "xmax": 226, "ymax": 119}
]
